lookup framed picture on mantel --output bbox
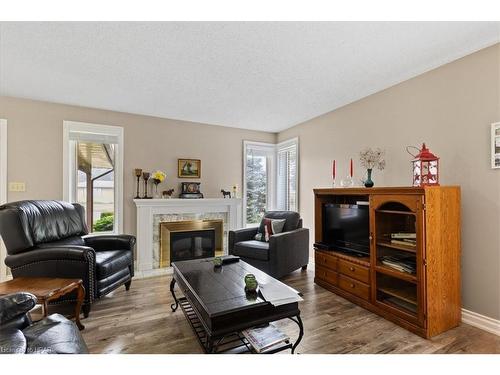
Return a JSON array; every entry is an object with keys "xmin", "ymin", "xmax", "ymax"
[
  {"xmin": 178, "ymin": 158, "xmax": 201, "ymax": 178},
  {"xmin": 492, "ymin": 123, "xmax": 500, "ymax": 169}
]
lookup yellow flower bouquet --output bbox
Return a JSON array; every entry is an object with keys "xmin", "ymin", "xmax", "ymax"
[
  {"xmin": 152, "ymin": 170, "xmax": 166, "ymax": 184},
  {"xmin": 151, "ymin": 170, "xmax": 166, "ymax": 198}
]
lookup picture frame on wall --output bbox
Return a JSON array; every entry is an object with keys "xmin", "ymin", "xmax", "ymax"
[
  {"xmin": 178, "ymin": 158, "xmax": 201, "ymax": 178},
  {"xmin": 491, "ymin": 122, "xmax": 500, "ymax": 169}
]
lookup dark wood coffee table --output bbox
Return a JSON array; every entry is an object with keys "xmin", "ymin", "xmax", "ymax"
[
  {"xmin": 0, "ymin": 277, "xmax": 85, "ymax": 330},
  {"xmin": 170, "ymin": 258, "xmax": 304, "ymax": 354}
]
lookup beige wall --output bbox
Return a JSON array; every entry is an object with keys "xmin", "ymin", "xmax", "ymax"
[
  {"xmin": 1, "ymin": 44, "xmax": 499, "ymax": 320},
  {"xmin": 278, "ymin": 43, "xmax": 500, "ymax": 320},
  {"xmin": 0, "ymin": 96, "xmax": 276, "ymax": 237}
]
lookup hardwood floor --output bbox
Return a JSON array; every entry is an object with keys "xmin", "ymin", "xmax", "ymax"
[{"xmin": 79, "ymin": 268, "xmax": 500, "ymax": 354}]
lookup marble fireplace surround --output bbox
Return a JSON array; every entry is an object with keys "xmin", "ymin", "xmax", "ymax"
[{"xmin": 134, "ymin": 198, "xmax": 243, "ymax": 278}]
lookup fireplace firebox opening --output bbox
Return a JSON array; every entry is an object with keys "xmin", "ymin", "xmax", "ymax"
[{"xmin": 159, "ymin": 219, "xmax": 223, "ymax": 267}]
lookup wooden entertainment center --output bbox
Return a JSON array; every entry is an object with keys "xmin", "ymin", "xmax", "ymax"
[{"xmin": 314, "ymin": 186, "xmax": 461, "ymax": 338}]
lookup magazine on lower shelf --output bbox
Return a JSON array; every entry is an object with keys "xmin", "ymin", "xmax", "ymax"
[{"xmin": 242, "ymin": 324, "xmax": 290, "ymax": 353}]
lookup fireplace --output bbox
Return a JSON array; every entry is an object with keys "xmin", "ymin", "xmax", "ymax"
[
  {"xmin": 170, "ymin": 229, "xmax": 215, "ymax": 263},
  {"xmin": 134, "ymin": 198, "xmax": 242, "ymax": 276},
  {"xmin": 159, "ymin": 220, "xmax": 223, "ymax": 267}
]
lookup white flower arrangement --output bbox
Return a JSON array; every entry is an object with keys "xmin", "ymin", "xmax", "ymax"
[{"xmin": 359, "ymin": 148, "xmax": 386, "ymax": 170}]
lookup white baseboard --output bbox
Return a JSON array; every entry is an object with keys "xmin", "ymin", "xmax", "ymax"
[
  {"xmin": 0, "ymin": 273, "xmax": 12, "ymax": 282},
  {"xmin": 462, "ymin": 308, "xmax": 500, "ymax": 336},
  {"xmin": 133, "ymin": 267, "xmax": 173, "ymax": 280}
]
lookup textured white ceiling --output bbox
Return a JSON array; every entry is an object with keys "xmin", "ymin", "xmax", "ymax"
[{"xmin": 0, "ymin": 22, "xmax": 499, "ymax": 132}]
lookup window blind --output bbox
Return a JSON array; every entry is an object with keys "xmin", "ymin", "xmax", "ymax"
[
  {"xmin": 68, "ymin": 130, "xmax": 119, "ymax": 145},
  {"xmin": 277, "ymin": 141, "xmax": 298, "ymax": 211}
]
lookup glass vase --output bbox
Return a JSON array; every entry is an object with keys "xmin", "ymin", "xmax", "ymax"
[
  {"xmin": 364, "ymin": 168, "xmax": 374, "ymax": 188},
  {"xmin": 153, "ymin": 183, "xmax": 160, "ymax": 199}
]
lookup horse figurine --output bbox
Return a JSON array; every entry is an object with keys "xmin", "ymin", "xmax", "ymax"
[
  {"xmin": 221, "ymin": 189, "xmax": 231, "ymax": 199},
  {"xmin": 162, "ymin": 189, "xmax": 175, "ymax": 198}
]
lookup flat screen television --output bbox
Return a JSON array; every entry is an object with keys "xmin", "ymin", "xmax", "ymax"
[{"xmin": 319, "ymin": 203, "xmax": 370, "ymax": 257}]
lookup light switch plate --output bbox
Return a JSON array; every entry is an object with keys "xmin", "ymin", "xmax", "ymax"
[{"xmin": 8, "ymin": 182, "xmax": 26, "ymax": 192}]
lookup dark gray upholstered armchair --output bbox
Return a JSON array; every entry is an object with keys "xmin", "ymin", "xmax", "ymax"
[
  {"xmin": 0, "ymin": 292, "xmax": 88, "ymax": 354},
  {"xmin": 0, "ymin": 200, "xmax": 136, "ymax": 317},
  {"xmin": 229, "ymin": 211, "xmax": 309, "ymax": 278}
]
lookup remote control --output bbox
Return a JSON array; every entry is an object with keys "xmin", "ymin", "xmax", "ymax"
[{"xmin": 221, "ymin": 255, "xmax": 240, "ymax": 264}]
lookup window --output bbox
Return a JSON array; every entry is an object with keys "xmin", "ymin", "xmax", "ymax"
[
  {"xmin": 277, "ymin": 138, "xmax": 298, "ymax": 211},
  {"xmin": 0, "ymin": 119, "xmax": 7, "ymax": 281},
  {"xmin": 243, "ymin": 141, "xmax": 276, "ymax": 227},
  {"xmin": 243, "ymin": 138, "xmax": 299, "ymax": 226},
  {"xmin": 63, "ymin": 121, "xmax": 123, "ymax": 234},
  {"xmin": 0, "ymin": 119, "xmax": 6, "ymax": 207},
  {"xmin": 76, "ymin": 143, "xmax": 116, "ymax": 232}
]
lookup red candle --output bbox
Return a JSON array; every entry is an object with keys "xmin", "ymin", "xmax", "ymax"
[
  {"xmin": 332, "ymin": 160, "xmax": 336, "ymax": 179},
  {"xmin": 350, "ymin": 158, "xmax": 353, "ymax": 177}
]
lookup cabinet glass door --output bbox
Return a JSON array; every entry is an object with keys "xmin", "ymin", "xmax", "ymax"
[{"xmin": 370, "ymin": 195, "xmax": 425, "ymax": 326}]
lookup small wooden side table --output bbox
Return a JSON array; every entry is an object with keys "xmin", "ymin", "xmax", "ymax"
[{"xmin": 0, "ymin": 277, "xmax": 85, "ymax": 330}]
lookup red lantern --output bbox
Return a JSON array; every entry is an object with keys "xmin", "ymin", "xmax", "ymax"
[{"xmin": 411, "ymin": 143, "xmax": 439, "ymax": 186}]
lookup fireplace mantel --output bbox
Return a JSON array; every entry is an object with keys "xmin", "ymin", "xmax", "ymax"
[
  {"xmin": 133, "ymin": 198, "xmax": 242, "ymax": 278},
  {"xmin": 134, "ymin": 198, "xmax": 242, "ymax": 209}
]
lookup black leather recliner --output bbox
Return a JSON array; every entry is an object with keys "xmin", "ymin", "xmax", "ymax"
[
  {"xmin": 229, "ymin": 211, "xmax": 309, "ymax": 279},
  {"xmin": 0, "ymin": 292, "xmax": 88, "ymax": 354},
  {"xmin": 0, "ymin": 200, "xmax": 136, "ymax": 317}
]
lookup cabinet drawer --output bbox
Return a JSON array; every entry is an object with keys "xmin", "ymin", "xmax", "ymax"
[
  {"xmin": 338, "ymin": 274, "xmax": 370, "ymax": 301},
  {"xmin": 315, "ymin": 265, "xmax": 338, "ymax": 286},
  {"xmin": 315, "ymin": 251, "xmax": 338, "ymax": 271},
  {"xmin": 338, "ymin": 259, "xmax": 370, "ymax": 283}
]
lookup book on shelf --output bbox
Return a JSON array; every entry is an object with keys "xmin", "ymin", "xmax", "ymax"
[
  {"xmin": 401, "ymin": 238, "xmax": 417, "ymax": 244},
  {"xmin": 390, "ymin": 239, "xmax": 416, "ymax": 247},
  {"xmin": 242, "ymin": 324, "xmax": 289, "ymax": 353},
  {"xmin": 380, "ymin": 255, "xmax": 416, "ymax": 274},
  {"xmin": 390, "ymin": 232, "xmax": 416, "ymax": 239}
]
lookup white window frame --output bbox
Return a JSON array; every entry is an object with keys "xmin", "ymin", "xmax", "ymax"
[
  {"xmin": 0, "ymin": 119, "xmax": 9, "ymax": 281},
  {"xmin": 276, "ymin": 137, "xmax": 299, "ymax": 211},
  {"xmin": 0, "ymin": 120, "xmax": 7, "ymax": 206},
  {"xmin": 63, "ymin": 121, "xmax": 124, "ymax": 234},
  {"xmin": 491, "ymin": 122, "xmax": 500, "ymax": 169},
  {"xmin": 242, "ymin": 141, "xmax": 276, "ymax": 227}
]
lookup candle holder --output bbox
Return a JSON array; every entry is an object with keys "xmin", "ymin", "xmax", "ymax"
[
  {"xmin": 142, "ymin": 172, "xmax": 151, "ymax": 199},
  {"xmin": 134, "ymin": 168, "xmax": 142, "ymax": 199},
  {"xmin": 340, "ymin": 176, "xmax": 354, "ymax": 187}
]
